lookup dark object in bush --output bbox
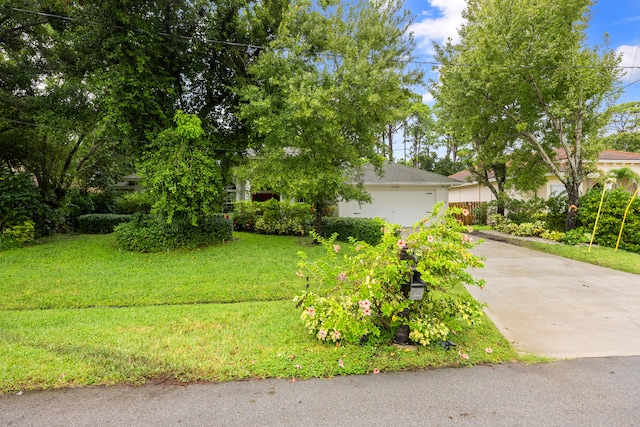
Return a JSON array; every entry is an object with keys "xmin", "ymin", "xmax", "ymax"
[
  {"xmin": 113, "ymin": 214, "xmax": 233, "ymax": 252},
  {"xmin": 77, "ymin": 214, "xmax": 133, "ymax": 234},
  {"xmin": 320, "ymin": 217, "xmax": 387, "ymax": 245}
]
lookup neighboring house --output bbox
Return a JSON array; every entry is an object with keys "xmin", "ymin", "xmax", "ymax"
[
  {"xmin": 448, "ymin": 150, "xmax": 640, "ymax": 204},
  {"xmin": 336, "ymin": 162, "xmax": 460, "ymax": 226},
  {"xmin": 113, "ymin": 173, "xmax": 145, "ymax": 193}
]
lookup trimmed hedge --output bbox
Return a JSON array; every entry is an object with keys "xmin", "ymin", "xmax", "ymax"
[
  {"xmin": 113, "ymin": 214, "xmax": 233, "ymax": 252},
  {"xmin": 320, "ymin": 217, "xmax": 389, "ymax": 245},
  {"xmin": 233, "ymin": 199, "xmax": 314, "ymax": 236},
  {"xmin": 578, "ymin": 188, "xmax": 640, "ymax": 253},
  {"xmin": 77, "ymin": 214, "xmax": 133, "ymax": 234}
]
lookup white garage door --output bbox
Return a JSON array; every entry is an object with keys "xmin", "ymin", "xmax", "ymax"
[{"xmin": 341, "ymin": 188, "xmax": 436, "ymax": 226}]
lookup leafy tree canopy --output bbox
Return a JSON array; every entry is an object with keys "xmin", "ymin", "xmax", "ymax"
[{"xmin": 238, "ymin": 0, "xmax": 423, "ymax": 233}]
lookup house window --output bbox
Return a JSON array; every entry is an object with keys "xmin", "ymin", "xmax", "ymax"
[{"xmin": 549, "ymin": 185, "xmax": 565, "ymax": 196}]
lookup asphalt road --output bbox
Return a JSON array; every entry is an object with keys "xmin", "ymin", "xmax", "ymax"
[{"xmin": 2, "ymin": 356, "xmax": 640, "ymax": 426}]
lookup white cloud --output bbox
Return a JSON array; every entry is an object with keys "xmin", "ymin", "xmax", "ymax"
[
  {"xmin": 408, "ymin": 0, "xmax": 467, "ymax": 54},
  {"xmin": 617, "ymin": 45, "xmax": 640, "ymax": 82},
  {"xmin": 422, "ymin": 91, "xmax": 434, "ymax": 104}
]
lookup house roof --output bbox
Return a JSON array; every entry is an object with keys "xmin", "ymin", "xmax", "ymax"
[
  {"xmin": 598, "ymin": 150, "xmax": 640, "ymax": 161},
  {"xmin": 449, "ymin": 149, "xmax": 640, "ymax": 183},
  {"xmin": 363, "ymin": 162, "xmax": 460, "ymax": 185}
]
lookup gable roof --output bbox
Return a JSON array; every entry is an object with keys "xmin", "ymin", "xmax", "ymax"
[
  {"xmin": 598, "ymin": 150, "xmax": 640, "ymax": 161},
  {"xmin": 363, "ymin": 162, "xmax": 460, "ymax": 185}
]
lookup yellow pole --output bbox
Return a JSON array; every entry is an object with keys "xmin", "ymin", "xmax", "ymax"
[
  {"xmin": 615, "ymin": 187, "xmax": 639, "ymax": 252},
  {"xmin": 588, "ymin": 184, "xmax": 608, "ymax": 253}
]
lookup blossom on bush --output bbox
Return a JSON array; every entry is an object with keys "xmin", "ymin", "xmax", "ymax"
[{"xmin": 294, "ymin": 203, "xmax": 486, "ymax": 347}]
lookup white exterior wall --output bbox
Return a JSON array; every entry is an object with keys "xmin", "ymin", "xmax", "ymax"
[
  {"xmin": 448, "ymin": 183, "xmax": 497, "ymax": 203},
  {"xmin": 337, "ymin": 184, "xmax": 450, "ymax": 226}
]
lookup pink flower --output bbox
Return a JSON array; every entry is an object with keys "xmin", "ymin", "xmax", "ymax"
[
  {"xmin": 338, "ymin": 359, "xmax": 345, "ymax": 368},
  {"xmin": 333, "ymin": 244, "xmax": 341, "ymax": 253},
  {"xmin": 337, "ymin": 271, "xmax": 347, "ymax": 281},
  {"xmin": 458, "ymin": 351, "xmax": 469, "ymax": 360},
  {"xmin": 427, "ymin": 235, "xmax": 434, "ymax": 243},
  {"xmin": 331, "ymin": 330, "xmax": 341, "ymax": 340},
  {"xmin": 397, "ymin": 239, "xmax": 405, "ymax": 249},
  {"xmin": 355, "ymin": 245, "xmax": 361, "ymax": 252},
  {"xmin": 363, "ymin": 308, "xmax": 372, "ymax": 316},
  {"xmin": 307, "ymin": 307, "xmax": 315, "ymax": 317},
  {"xmin": 462, "ymin": 208, "xmax": 470, "ymax": 217},
  {"xmin": 317, "ymin": 330, "xmax": 327, "ymax": 340},
  {"xmin": 485, "ymin": 347, "xmax": 493, "ymax": 354},
  {"xmin": 359, "ymin": 299, "xmax": 371, "ymax": 309},
  {"xmin": 468, "ymin": 226, "xmax": 474, "ymax": 233},
  {"xmin": 373, "ymin": 368, "xmax": 380, "ymax": 374}
]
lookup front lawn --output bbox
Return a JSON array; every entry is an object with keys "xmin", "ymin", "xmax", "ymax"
[{"xmin": 0, "ymin": 232, "xmax": 516, "ymax": 394}]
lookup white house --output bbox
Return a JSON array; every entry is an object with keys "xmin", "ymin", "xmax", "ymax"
[
  {"xmin": 448, "ymin": 149, "xmax": 640, "ymax": 204},
  {"xmin": 336, "ymin": 162, "xmax": 460, "ymax": 226}
]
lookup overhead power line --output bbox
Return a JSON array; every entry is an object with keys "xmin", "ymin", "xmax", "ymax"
[
  {"xmin": 6, "ymin": 7, "xmax": 266, "ymax": 50},
  {"xmin": 6, "ymin": 6, "xmax": 640, "ymax": 71}
]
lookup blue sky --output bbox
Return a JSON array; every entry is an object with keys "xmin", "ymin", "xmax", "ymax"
[{"xmin": 404, "ymin": 0, "xmax": 640, "ymax": 105}]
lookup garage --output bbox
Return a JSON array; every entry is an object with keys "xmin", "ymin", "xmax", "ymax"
[{"xmin": 336, "ymin": 163, "xmax": 460, "ymax": 227}]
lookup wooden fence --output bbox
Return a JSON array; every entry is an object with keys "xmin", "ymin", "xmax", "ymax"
[{"xmin": 448, "ymin": 202, "xmax": 487, "ymax": 226}]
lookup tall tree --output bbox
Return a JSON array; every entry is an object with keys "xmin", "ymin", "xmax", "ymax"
[
  {"xmin": 433, "ymin": 0, "xmax": 621, "ymax": 230},
  {"xmin": 601, "ymin": 101, "xmax": 640, "ymax": 152},
  {"xmin": 239, "ymin": 0, "xmax": 422, "ymax": 234}
]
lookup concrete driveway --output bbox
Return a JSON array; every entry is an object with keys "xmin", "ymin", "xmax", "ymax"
[{"xmin": 467, "ymin": 236, "xmax": 640, "ymax": 359}]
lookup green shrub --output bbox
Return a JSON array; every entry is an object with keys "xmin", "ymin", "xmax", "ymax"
[
  {"xmin": 544, "ymin": 193, "xmax": 569, "ymax": 231},
  {"xmin": 0, "ymin": 220, "xmax": 36, "ymax": 250},
  {"xmin": 254, "ymin": 198, "xmax": 314, "ymax": 235},
  {"xmin": 113, "ymin": 214, "xmax": 233, "ymax": 252},
  {"xmin": 232, "ymin": 199, "xmax": 314, "ymax": 235},
  {"xmin": 294, "ymin": 204, "xmax": 485, "ymax": 347},
  {"xmin": 540, "ymin": 230, "xmax": 564, "ymax": 242},
  {"xmin": 472, "ymin": 203, "xmax": 488, "ymax": 225},
  {"xmin": 320, "ymin": 217, "xmax": 392, "ymax": 246},
  {"xmin": 115, "ymin": 191, "xmax": 154, "ymax": 214},
  {"xmin": 578, "ymin": 188, "xmax": 640, "ymax": 253},
  {"xmin": 77, "ymin": 214, "xmax": 133, "ymax": 234},
  {"xmin": 560, "ymin": 227, "xmax": 591, "ymax": 245},
  {"xmin": 504, "ymin": 197, "xmax": 546, "ymax": 224},
  {"xmin": 0, "ymin": 165, "xmax": 43, "ymax": 233},
  {"xmin": 232, "ymin": 200, "xmax": 260, "ymax": 232}
]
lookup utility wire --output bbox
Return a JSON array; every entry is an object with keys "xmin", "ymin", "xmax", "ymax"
[
  {"xmin": 6, "ymin": 6, "xmax": 640, "ymax": 71},
  {"xmin": 5, "ymin": 7, "xmax": 266, "ymax": 50}
]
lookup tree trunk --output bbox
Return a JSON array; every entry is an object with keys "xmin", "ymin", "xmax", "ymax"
[
  {"xmin": 565, "ymin": 185, "xmax": 580, "ymax": 231},
  {"xmin": 314, "ymin": 201, "xmax": 324, "ymax": 240}
]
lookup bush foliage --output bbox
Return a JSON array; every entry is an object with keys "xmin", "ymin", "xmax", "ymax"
[
  {"xmin": 0, "ymin": 220, "xmax": 36, "ymax": 250},
  {"xmin": 114, "ymin": 191, "xmax": 154, "ymax": 215},
  {"xmin": 294, "ymin": 204, "xmax": 486, "ymax": 347},
  {"xmin": 77, "ymin": 214, "xmax": 134, "ymax": 234},
  {"xmin": 114, "ymin": 214, "xmax": 233, "ymax": 252},
  {"xmin": 320, "ymin": 216, "xmax": 390, "ymax": 246},
  {"xmin": 233, "ymin": 199, "xmax": 314, "ymax": 235},
  {"xmin": 578, "ymin": 188, "xmax": 640, "ymax": 253}
]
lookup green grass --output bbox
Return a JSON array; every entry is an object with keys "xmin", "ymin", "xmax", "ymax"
[
  {"xmin": 0, "ymin": 232, "xmax": 516, "ymax": 394},
  {"xmin": 519, "ymin": 241, "xmax": 640, "ymax": 275},
  {"xmin": 0, "ymin": 233, "xmax": 321, "ymax": 310}
]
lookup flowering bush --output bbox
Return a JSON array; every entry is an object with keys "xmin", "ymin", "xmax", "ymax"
[{"xmin": 294, "ymin": 203, "xmax": 486, "ymax": 346}]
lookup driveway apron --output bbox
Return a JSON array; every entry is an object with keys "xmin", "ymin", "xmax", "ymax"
[{"xmin": 467, "ymin": 238, "xmax": 640, "ymax": 359}]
